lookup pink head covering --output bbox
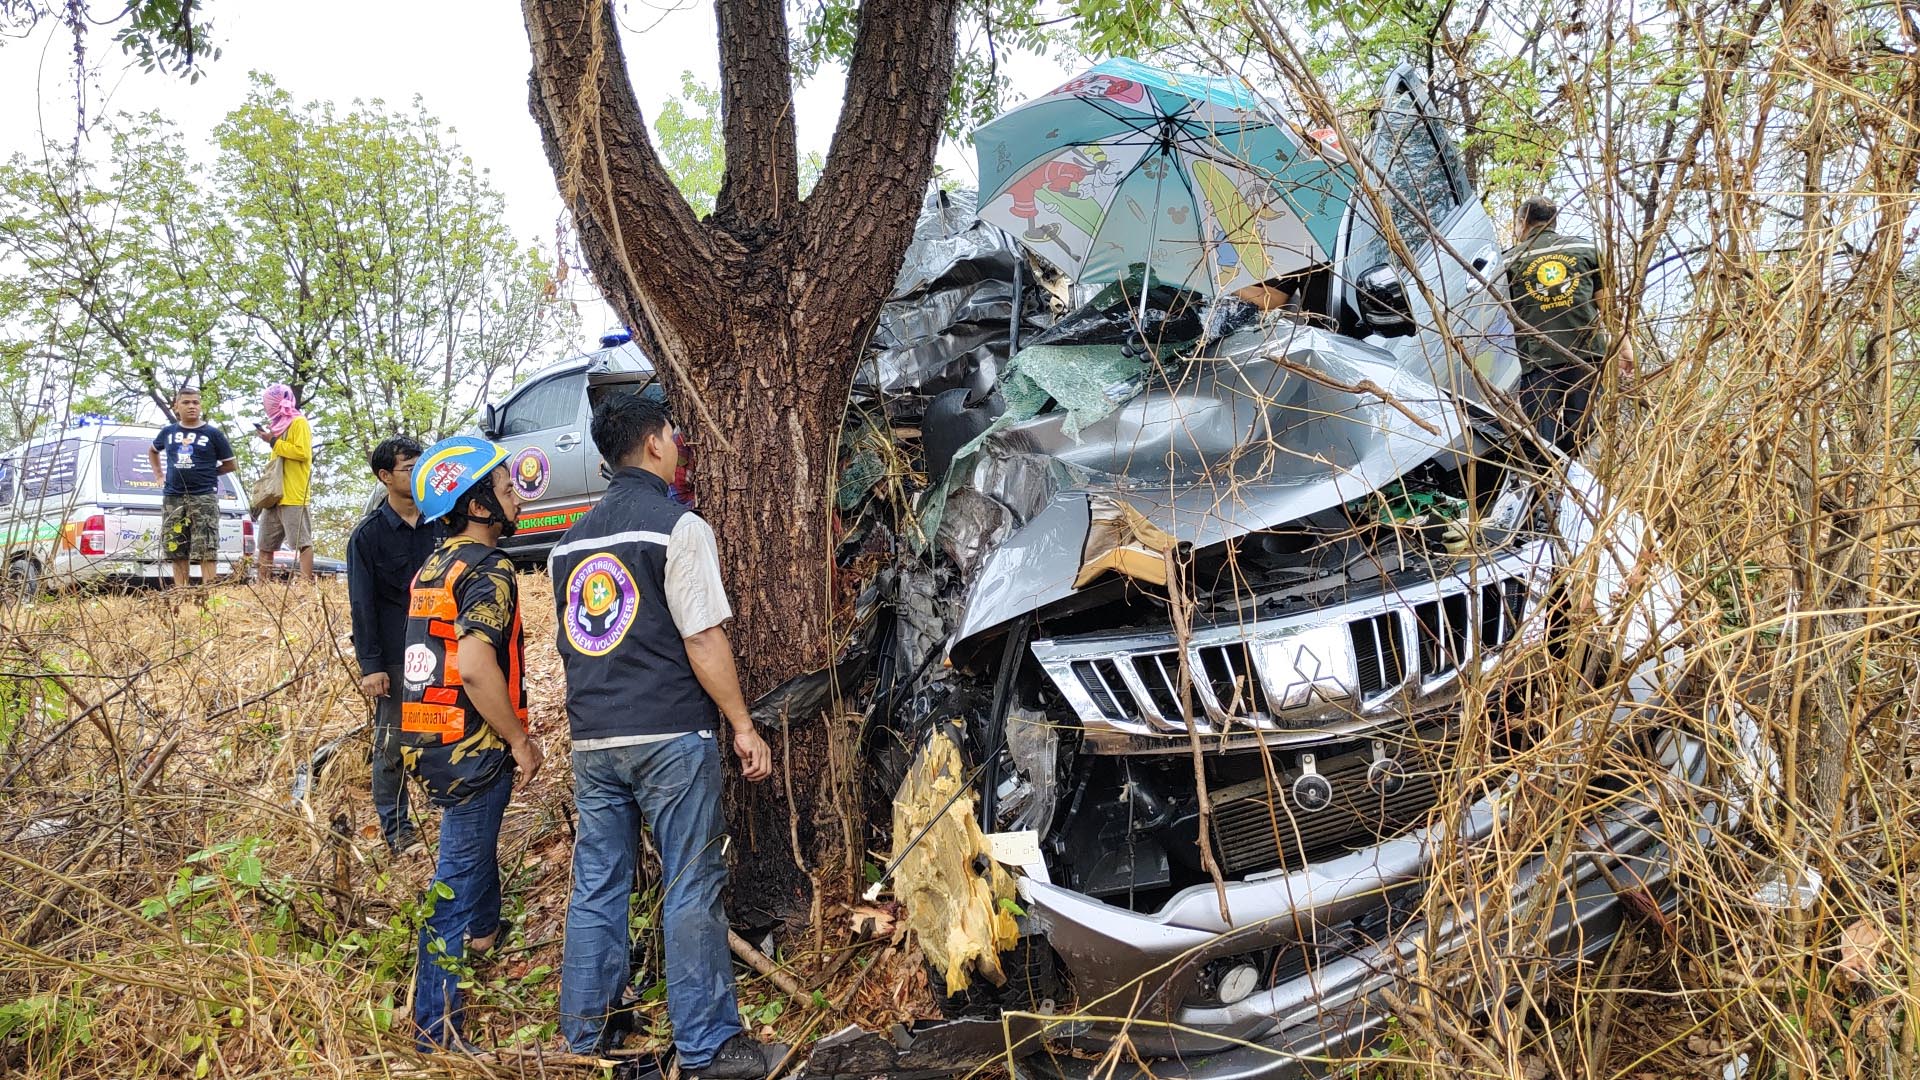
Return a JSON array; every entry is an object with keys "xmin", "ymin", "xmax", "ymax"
[{"xmin": 263, "ymin": 384, "xmax": 304, "ymax": 439}]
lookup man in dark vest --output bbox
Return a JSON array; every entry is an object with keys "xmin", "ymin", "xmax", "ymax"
[
  {"xmin": 398, "ymin": 435, "xmax": 545, "ymax": 1053},
  {"xmin": 1503, "ymin": 196, "xmax": 1634, "ymax": 454},
  {"xmin": 551, "ymin": 394, "xmax": 773, "ymax": 1078}
]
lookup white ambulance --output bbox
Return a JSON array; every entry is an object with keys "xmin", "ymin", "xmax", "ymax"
[{"xmin": 0, "ymin": 422, "xmax": 254, "ymax": 591}]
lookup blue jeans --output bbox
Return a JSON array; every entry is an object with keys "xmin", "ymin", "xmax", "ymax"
[
  {"xmin": 560, "ymin": 733, "xmax": 742, "ymax": 1064},
  {"xmin": 413, "ymin": 771, "xmax": 512, "ymax": 1050}
]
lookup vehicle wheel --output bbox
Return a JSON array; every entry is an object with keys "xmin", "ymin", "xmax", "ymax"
[
  {"xmin": 5, "ymin": 557, "xmax": 41, "ymax": 598},
  {"xmin": 934, "ymin": 935, "xmax": 1067, "ymax": 1018}
]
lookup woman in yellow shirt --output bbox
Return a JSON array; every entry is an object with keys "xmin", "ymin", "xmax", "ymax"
[{"xmin": 256, "ymin": 383, "xmax": 315, "ymax": 584}]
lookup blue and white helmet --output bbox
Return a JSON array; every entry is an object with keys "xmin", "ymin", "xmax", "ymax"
[{"xmin": 413, "ymin": 436, "xmax": 510, "ymax": 523}]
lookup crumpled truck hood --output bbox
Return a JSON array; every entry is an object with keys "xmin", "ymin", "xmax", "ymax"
[{"xmin": 949, "ymin": 324, "xmax": 1480, "ymax": 654}]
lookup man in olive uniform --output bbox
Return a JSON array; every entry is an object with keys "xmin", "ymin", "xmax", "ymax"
[{"xmin": 1503, "ymin": 196, "xmax": 1633, "ymax": 454}]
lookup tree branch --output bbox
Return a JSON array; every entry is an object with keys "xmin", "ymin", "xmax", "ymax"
[
  {"xmin": 526, "ymin": 75, "xmax": 661, "ymax": 361},
  {"xmin": 522, "ymin": 0, "xmax": 724, "ymax": 327},
  {"xmin": 713, "ymin": 0, "xmax": 800, "ymax": 231},
  {"xmin": 798, "ymin": 0, "xmax": 959, "ymax": 336}
]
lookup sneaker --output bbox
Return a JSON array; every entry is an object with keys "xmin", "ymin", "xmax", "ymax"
[{"xmin": 685, "ymin": 1034, "xmax": 768, "ymax": 1080}]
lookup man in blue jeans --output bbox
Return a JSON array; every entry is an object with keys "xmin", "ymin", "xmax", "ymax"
[
  {"xmin": 398, "ymin": 436, "xmax": 545, "ymax": 1052},
  {"xmin": 551, "ymin": 394, "xmax": 773, "ymax": 1078}
]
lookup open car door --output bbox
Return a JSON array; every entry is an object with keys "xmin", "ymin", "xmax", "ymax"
[
  {"xmin": 582, "ymin": 340, "xmax": 657, "ymax": 498},
  {"xmin": 1334, "ymin": 64, "xmax": 1512, "ymax": 398}
]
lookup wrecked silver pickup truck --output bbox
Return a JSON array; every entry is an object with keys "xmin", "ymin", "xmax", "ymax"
[{"xmin": 820, "ymin": 69, "xmax": 1758, "ymax": 1080}]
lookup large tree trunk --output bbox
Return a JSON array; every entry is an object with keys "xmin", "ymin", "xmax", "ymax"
[{"xmin": 523, "ymin": 0, "xmax": 958, "ymax": 923}]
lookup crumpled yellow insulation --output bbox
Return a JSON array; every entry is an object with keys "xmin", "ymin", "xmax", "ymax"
[
  {"xmin": 890, "ymin": 725, "xmax": 1021, "ymax": 995},
  {"xmin": 1075, "ymin": 493, "xmax": 1178, "ymax": 588}
]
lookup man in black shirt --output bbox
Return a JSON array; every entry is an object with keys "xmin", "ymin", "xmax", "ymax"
[
  {"xmin": 145, "ymin": 386, "xmax": 236, "ymax": 588},
  {"xmin": 346, "ymin": 436, "xmax": 442, "ymax": 856},
  {"xmin": 1503, "ymin": 196, "xmax": 1633, "ymax": 454}
]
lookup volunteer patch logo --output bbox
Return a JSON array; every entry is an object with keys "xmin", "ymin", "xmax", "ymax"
[
  {"xmin": 1522, "ymin": 252, "xmax": 1580, "ymax": 310},
  {"xmin": 565, "ymin": 552, "xmax": 639, "ymax": 656},
  {"xmin": 511, "ymin": 447, "xmax": 550, "ymax": 500}
]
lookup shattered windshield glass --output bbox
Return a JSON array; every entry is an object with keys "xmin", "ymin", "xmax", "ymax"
[{"xmin": 1351, "ymin": 93, "xmax": 1461, "ymax": 272}]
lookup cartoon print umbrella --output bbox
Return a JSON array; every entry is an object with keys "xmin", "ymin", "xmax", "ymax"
[{"xmin": 972, "ymin": 58, "xmax": 1355, "ymax": 299}]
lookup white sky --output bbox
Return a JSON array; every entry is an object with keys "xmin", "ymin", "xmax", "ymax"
[{"xmin": 0, "ymin": 0, "xmax": 1071, "ymax": 357}]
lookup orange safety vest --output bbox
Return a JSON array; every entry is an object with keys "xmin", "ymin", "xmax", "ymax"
[{"xmin": 398, "ymin": 539, "xmax": 526, "ymax": 802}]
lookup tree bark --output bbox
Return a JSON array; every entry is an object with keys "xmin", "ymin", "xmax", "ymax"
[
  {"xmin": 713, "ymin": 0, "xmax": 800, "ymax": 231},
  {"xmin": 523, "ymin": 0, "xmax": 958, "ymax": 923}
]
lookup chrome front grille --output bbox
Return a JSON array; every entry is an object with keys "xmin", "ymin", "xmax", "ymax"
[
  {"xmin": 1033, "ymin": 553, "xmax": 1546, "ymax": 748},
  {"xmin": 1411, "ymin": 577, "xmax": 1525, "ymax": 681},
  {"xmin": 1069, "ymin": 642, "xmax": 1275, "ymax": 731},
  {"xmin": 1348, "ymin": 612, "xmax": 1406, "ymax": 699},
  {"xmin": 1198, "ymin": 642, "xmax": 1268, "ymax": 716}
]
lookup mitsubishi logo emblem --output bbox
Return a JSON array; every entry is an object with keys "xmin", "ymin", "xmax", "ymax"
[{"xmin": 1273, "ymin": 642, "xmax": 1349, "ymax": 710}]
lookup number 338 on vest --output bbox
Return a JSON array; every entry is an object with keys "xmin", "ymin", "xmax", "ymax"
[{"xmin": 403, "ymin": 642, "xmax": 437, "ymax": 690}]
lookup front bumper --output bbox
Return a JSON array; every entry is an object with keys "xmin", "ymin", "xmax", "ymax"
[{"xmin": 1014, "ymin": 733, "xmax": 1717, "ymax": 1080}]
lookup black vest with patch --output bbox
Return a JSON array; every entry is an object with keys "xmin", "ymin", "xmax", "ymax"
[{"xmin": 549, "ymin": 468, "xmax": 719, "ymax": 743}]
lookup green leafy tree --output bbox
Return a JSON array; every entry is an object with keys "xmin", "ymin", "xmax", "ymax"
[
  {"xmin": 0, "ymin": 114, "xmax": 229, "ymax": 434},
  {"xmin": 654, "ymin": 71, "xmax": 824, "ymax": 217},
  {"xmin": 214, "ymin": 75, "xmax": 573, "ymax": 464},
  {"xmin": 0, "ymin": 77, "xmax": 573, "ymax": 511}
]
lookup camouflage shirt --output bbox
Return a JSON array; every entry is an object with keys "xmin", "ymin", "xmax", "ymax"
[{"xmin": 398, "ymin": 537, "xmax": 525, "ymax": 806}]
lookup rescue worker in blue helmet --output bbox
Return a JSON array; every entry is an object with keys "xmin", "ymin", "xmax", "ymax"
[{"xmin": 399, "ymin": 435, "xmax": 545, "ymax": 1053}]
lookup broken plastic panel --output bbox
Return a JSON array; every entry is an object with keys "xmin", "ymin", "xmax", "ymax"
[
  {"xmin": 995, "ymin": 706, "xmax": 1060, "ymax": 840},
  {"xmin": 857, "ymin": 188, "xmax": 1054, "ymax": 404},
  {"xmin": 889, "ymin": 726, "xmax": 1021, "ymax": 995},
  {"xmin": 936, "ymin": 488, "xmax": 1015, "ymax": 581}
]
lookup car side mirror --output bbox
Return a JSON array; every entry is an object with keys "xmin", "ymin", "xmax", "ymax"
[
  {"xmin": 1356, "ymin": 263, "xmax": 1416, "ymax": 338},
  {"xmin": 480, "ymin": 404, "xmax": 501, "ymax": 439}
]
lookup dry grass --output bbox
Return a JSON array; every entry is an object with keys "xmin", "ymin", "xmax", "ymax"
[
  {"xmin": 0, "ymin": 579, "xmax": 931, "ymax": 1077},
  {"xmin": 1058, "ymin": 1, "xmax": 1920, "ymax": 1077}
]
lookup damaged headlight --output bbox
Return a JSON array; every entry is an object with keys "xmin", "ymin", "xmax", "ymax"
[{"xmin": 992, "ymin": 706, "xmax": 1059, "ymax": 839}]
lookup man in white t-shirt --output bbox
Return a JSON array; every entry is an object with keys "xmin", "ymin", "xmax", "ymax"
[{"xmin": 548, "ymin": 394, "xmax": 772, "ymax": 1078}]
